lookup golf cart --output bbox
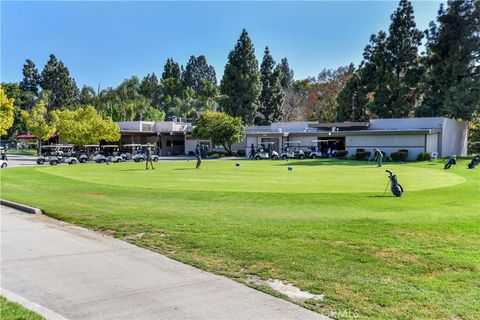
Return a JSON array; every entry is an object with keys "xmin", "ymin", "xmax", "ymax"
[
  {"xmin": 0, "ymin": 147, "xmax": 7, "ymax": 168},
  {"xmin": 94, "ymin": 145, "xmax": 123, "ymax": 163},
  {"xmin": 37, "ymin": 145, "xmax": 79, "ymax": 165},
  {"xmin": 123, "ymin": 144, "xmax": 142, "ymax": 162},
  {"xmin": 59, "ymin": 145, "xmax": 80, "ymax": 165},
  {"xmin": 281, "ymin": 141, "xmax": 305, "ymax": 160},
  {"xmin": 79, "ymin": 145, "xmax": 99, "ymax": 163},
  {"xmin": 132, "ymin": 144, "xmax": 159, "ymax": 162},
  {"xmin": 309, "ymin": 140, "xmax": 329, "ymax": 159},
  {"xmin": 254, "ymin": 142, "xmax": 279, "ymax": 160}
]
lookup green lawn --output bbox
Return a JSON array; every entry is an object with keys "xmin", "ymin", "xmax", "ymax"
[
  {"xmin": 1, "ymin": 159, "xmax": 479, "ymax": 319},
  {"xmin": 0, "ymin": 296, "xmax": 43, "ymax": 320}
]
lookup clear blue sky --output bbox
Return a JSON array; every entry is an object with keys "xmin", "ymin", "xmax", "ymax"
[{"xmin": 1, "ymin": 1, "xmax": 444, "ymax": 89}]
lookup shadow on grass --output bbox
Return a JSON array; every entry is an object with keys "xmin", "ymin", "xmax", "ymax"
[{"xmin": 367, "ymin": 195, "xmax": 399, "ymax": 198}]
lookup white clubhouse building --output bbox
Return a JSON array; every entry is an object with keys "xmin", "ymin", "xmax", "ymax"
[{"xmin": 117, "ymin": 117, "xmax": 468, "ymax": 160}]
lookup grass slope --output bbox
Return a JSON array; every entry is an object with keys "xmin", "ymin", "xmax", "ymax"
[
  {"xmin": 1, "ymin": 159, "xmax": 479, "ymax": 319},
  {"xmin": 0, "ymin": 296, "xmax": 43, "ymax": 320}
]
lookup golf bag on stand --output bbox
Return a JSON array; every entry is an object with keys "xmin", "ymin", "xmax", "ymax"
[
  {"xmin": 444, "ymin": 155, "xmax": 456, "ymax": 169},
  {"xmin": 468, "ymin": 154, "xmax": 480, "ymax": 169},
  {"xmin": 384, "ymin": 170, "xmax": 404, "ymax": 197}
]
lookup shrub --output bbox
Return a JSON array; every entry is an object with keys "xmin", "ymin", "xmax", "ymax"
[
  {"xmin": 188, "ymin": 151, "xmax": 195, "ymax": 156},
  {"xmin": 355, "ymin": 151, "xmax": 371, "ymax": 160},
  {"xmin": 335, "ymin": 150, "xmax": 348, "ymax": 158},
  {"xmin": 417, "ymin": 152, "xmax": 431, "ymax": 161},
  {"xmin": 347, "ymin": 154, "xmax": 356, "ymax": 160},
  {"xmin": 356, "ymin": 148, "xmax": 365, "ymax": 153},
  {"xmin": 468, "ymin": 142, "xmax": 480, "ymax": 154},
  {"xmin": 390, "ymin": 151, "xmax": 408, "ymax": 162}
]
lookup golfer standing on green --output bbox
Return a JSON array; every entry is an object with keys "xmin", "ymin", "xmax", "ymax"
[
  {"xmin": 145, "ymin": 145, "xmax": 155, "ymax": 170},
  {"xmin": 195, "ymin": 144, "xmax": 201, "ymax": 169},
  {"xmin": 375, "ymin": 148, "xmax": 383, "ymax": 167}
]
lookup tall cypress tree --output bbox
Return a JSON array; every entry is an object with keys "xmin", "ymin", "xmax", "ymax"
[
  {"xmin": 360, "ymin": 0, "xmax": 422, "ymax": 118},
  {"xmin": 162, "ymin": 58, "xmax": 182, "ymax": 80},
  {"xmin": 182, "ymin": 55, "xmax": 217, "ymax": 95},
  {"xmin": 40, "ymin": 54, "xmax": 79, "ymax": 110},
  {"xmin": 279, "ymin": 58, "xmax": 294, "ymax": 89},
  {"xmin": 417, "ymin": 0, "xmax": 480, "ymax": 120},
  {"xmin": 385, "ymin": 0, "xmax": 423, "ymax": 117},
  {"xmin": 20, "ymin": 59, "xmax": 41, "ymax": 96},
  {"xmin": 220, "ymin": 29, "xmax": 261, "ymax": 124},
  {"xmin": 257, "ymin": 47, "xmax": 285, "ymax": 124}
]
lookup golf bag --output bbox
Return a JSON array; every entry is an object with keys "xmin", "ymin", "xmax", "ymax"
[
  {"xmin": 444, "ymin": 157, "xmax": 456, "ymax": 169},
  {"xmin": 467, "ymin": 155, "xmax": 480, "ymax": 169},
  {"xmin": 385, "ymin": 170, "xmax": 403, "ymax": 197}
]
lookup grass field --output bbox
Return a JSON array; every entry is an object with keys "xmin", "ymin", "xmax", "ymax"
[
  {"xmin": 1, "ymin": 159, "xmax": 479, "ymax": 319},
  {"xmin": 0, "ymin": 296, "xmax": 43, "ymax": 320}
]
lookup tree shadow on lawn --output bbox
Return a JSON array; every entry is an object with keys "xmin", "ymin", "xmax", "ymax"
[{"xmin": 276, "ymin": 159, "xmax": 372, "ymax": 167}]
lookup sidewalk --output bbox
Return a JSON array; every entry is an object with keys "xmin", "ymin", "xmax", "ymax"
[{"xmin": 0, "ymin": 206, "xmax": 328, "ymax": 320}]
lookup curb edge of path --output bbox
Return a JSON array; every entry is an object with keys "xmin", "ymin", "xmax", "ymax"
[
  {"xmin": 0, "ymin": 199, "xmax": 42, "ymax": 215},
  {"xmin": 1, "ymin": 288, "xmax": 68, "ymax": 320}
]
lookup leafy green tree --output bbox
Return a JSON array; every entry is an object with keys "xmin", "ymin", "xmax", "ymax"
[
  {"xmin": 192, "ymin": 111, "xmax": 244, "ymax": 155},
  {"xmin": 1, "ymin": 83, "xmax": 35, "ymax": 137},
  {"xmin": 40, "ymin": 54, "xmax": 79, "ymax": 110},
  {"xmin": 52, "ymin": 105, "xmax": 120, "ymax": 145},
  {"xmin": 21, "ymin": 100, "xmax": 56, "ymax": 152},
  {"xmin": 143, "ymin": 107, "xmax": 165, "ymax": 121},
  {"xmin": 279, "ymin": 58, "xmax": 294, "ymax": 89},
  {"xmin": 257, "ymin": 47, "xmax": 285, "ymax": 124},
  {"xmin": 20, "ymin": 59, "xmax": 41, "ymax": 96},
  {"xmin": 220, "ymin": 29, "xmax": 261, "ymax": 124},
  {"xmin": 417, "ymin": 0, "xmax": 480, "ymax": 120},
  {"xmin": 0, "ymin": 86, "xmax": 15, "ymax": 136},
  {"xmin": 182, "ymin": 55, "xmax": 217, "ymax": 95}
]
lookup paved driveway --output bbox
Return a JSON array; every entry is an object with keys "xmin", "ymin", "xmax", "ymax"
[{"xmin": 1, "ymin": 206, "xmax": 328, "ymax": 320}]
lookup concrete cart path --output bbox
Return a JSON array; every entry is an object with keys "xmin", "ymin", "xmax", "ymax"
[{"xmin": 0, "ymin": 206, "xmax": 329, "ymax": 320}]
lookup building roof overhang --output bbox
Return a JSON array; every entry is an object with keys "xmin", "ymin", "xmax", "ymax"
[{"xmin": 308, "ymin": 122, "xmax": 370, "ymax": 130}]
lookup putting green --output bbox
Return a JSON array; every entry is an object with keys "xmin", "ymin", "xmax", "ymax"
[{"xmin": 37, "ymin": 160, "xmax": 464, "ymax": 193}]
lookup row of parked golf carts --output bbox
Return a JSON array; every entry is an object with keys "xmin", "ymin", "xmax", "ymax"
[
  {"xmin": 36, "ymin": 144, "xmax": 158, "ymax": 165},
  {"xmin": 253, "ymin": 140, "xmax": 332, "ymax": 160}
]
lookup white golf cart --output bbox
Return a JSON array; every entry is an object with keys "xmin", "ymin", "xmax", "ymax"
[
  {"xmin": 79, "ymin": 145, "xmax": 99, "ymax": 163},
  {"xmin": 38, "ymin": 145, "xmax": 79, "ymax": 165},
  {"xmin": 60, "ymin": 145, "xmax": 80, "ymax": 165},
  {"xmin": 309, "ymin": 140, "xmax": 328, "ymax": 159},
  {"xmin": 123, "ymin": 144, "xmax": 142, "ymax": 162},
  {"xmin": 132, "ymin": 144, "xmax": 159, "ymax": 162},
  {"xmin": 281, "ymin": 141, "xmax": 305, "ymax": 160},
  {"xmin": 254, "ymin": 142, "xmax": 280, "ymax": 160},
  {"xmin": 0, "ymin": 147, "xmax": 7, "ymax": 168},
  {"xmin": 94, "ymin": 145, "xmax": 123, "ymax": 163}
]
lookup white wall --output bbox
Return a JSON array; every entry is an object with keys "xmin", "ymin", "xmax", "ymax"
[
  {"xmin": 425, "ymin": 133, "xmax": 438, "ymax": 154},
  {"xmin": 346, "ymin": 134, "xmax": 426, "ymax": 160},
  {"xmin": 441, "ymin": 118, "xmax": 468, "ymax": 157},
  {"xmin": 370, "ymin": 118, "xmax": 443, "ymax": 130}
]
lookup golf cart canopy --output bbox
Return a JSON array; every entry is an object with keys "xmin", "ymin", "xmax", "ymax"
[
  {"xmin": 102, "ymin": 145, "xmax": 119, "ymax": 148},
  {"xmin": 285, "ymin": 141, "xmax": 302, "ymax": 145},
  {"xmin": 311, "ymin": 140, "xmax": 329, "ymax": 143},
  {"xmin": 84, "ymin": 145, "xmax": 99, "ymax": 147},
  {"xmin": 123, "ymin": 144, "xmax": 142, "ymax": 147}
]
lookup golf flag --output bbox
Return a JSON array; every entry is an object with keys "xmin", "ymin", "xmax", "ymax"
[
  {"xmin": 288, "ymin": 167, "xmax": 293, "ymax": 171},
  {"xmin": 235, "ymin": 163, "xmax": 240, "ymax": 167}
]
